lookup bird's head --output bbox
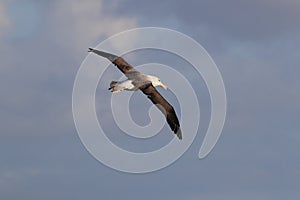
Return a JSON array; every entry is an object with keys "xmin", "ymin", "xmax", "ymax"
[{"xmin": 149, "ymin": 76, "xmax": 168, "ymax": 90}]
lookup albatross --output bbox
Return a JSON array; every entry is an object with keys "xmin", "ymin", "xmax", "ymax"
[{"xmin": 88, "ymin": 48, "xmax": 182, "ymax": 140}]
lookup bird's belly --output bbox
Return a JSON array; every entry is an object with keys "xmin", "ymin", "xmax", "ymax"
[{"xmin": 120, "ymin": 80, "xmax": 138, "ymax": 91}]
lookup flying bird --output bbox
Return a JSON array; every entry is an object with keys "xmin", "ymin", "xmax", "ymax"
[{"xmin": 88, "ymin": 48, "xmax": 182, "ymax": 140}]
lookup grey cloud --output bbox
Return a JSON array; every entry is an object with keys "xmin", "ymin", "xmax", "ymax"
[
  {"xmin": 1, "ymin": 0, "xmax": 300, "ymax": 199},
  {"xmin": 0, "ymin": 0, "xmax": 137, "ymax": 137},
  {"xmin": 116, "ymin": 0, "xmax": 300, "ymax": 40}
]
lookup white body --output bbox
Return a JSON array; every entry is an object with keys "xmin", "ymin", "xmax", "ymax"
[
  {"xmin": 109, "ymin": 74, "xmax": 167, "ymax": 93},
  {"xmin": 112, "ymin": 80, "xmax": 137, "ymax": 93}
]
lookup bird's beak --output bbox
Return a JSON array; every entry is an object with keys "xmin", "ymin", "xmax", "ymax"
[{"xmin": 160, "ymin": 83, "xmax": 168, "ymax": 90}]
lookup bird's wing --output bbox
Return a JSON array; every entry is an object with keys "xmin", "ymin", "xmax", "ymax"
[
  {"xmin": 140, "ymin": 83, "xmax": 182, "ymax": 140},
  {"xmin": 88, "ymin": 48, "xmax": 141, "ymax": 78}
]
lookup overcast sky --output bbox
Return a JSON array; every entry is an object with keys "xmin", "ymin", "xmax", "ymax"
[{"xmin": 1, "ymin": 0, "xmax": 300, "ymax": 199}]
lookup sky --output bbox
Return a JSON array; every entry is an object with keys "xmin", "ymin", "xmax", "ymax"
[{"xmin": 0, "ymin": 0, "xmax": 300, "ymax": 199}]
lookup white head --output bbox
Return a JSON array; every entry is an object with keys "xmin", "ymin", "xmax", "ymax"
[{"xmin": 147, "ymin": 75, "xmax": 168, "ymax": 90}]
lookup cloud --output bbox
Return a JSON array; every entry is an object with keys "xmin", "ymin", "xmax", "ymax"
[
  {"xmin": 1, "ymin": 1, "xmax": 300, "ymax": 199},
  {"xmin": 0, "ymin": 0, "xmax": 11, "ymax": 38},
  {"xmin": 114, "ymin": 0, "xmax": 300, "ymax": 41},
  {"xmin": 0, "ymin": 0, "xmax": 138, "ymax": 137},
  {"xmin": 47, "ymin": 0, "xmax": 137, "ymax": 53}
]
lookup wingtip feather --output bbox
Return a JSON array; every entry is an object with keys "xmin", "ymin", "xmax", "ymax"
[
  {"xmin": 87, "ymin": 48, "xmax": 118, "ymax": 62},
  {"xmin": 176, "ymin": 128, "xmax": 182, "ymax": 140}
]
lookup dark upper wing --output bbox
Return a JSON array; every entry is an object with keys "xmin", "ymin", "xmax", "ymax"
[
  {"xmin": 140, "ymin": 83, "xmax": 182, "ymax": 140},
  {"xmin": 88, "ymin": 48, "xmax": 140, "ymax": 77}
]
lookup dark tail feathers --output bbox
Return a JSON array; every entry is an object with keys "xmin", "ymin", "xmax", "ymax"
[{"xmin": 108, "ymin": 81, "xmax": 118, "ymax": 90}]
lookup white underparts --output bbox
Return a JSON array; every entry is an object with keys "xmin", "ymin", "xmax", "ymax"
[{"xmin": 110, "ymin": 80, "xmax": 137, "ymax": 93}]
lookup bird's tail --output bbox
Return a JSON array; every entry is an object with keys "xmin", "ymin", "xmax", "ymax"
[{"xmin": 108, "ymin": 81, "xmax": 118, "ymax": 90}]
